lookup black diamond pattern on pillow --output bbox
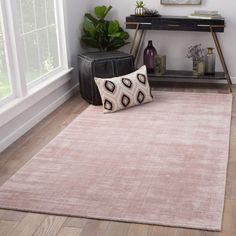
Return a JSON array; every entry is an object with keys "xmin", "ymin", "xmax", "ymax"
[
  {"xmin": 137, "ymin": 74, "xmax": 147, "ymax": 85},
  {"xmin": 137, "ymin": 90, "xmax": 145, "ymax": 104},
  {"xmin": 122, "ymin": 78, "xmax": 132, "ymax": 89},
  {"xmin": 104, "ymin": 99, "xmax": 113, "ymax": 111},
  {"xmin": 104, "ymin": 81, "xmax": 116, "ymax": 93},
  {"xmin": 121, "ymin": 94, "xmax": 131, "ymax": 107}
]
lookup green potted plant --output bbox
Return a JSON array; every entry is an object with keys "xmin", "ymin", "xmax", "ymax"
[
  {"xmin": 135, "ymin": 1, "xmax": 146, "ymax": 16},
  {"xmin": 81, "ymin": 5, "xmax": 129, "ymax": 51}
]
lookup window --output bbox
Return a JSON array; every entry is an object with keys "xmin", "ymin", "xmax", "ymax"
[
  {"xmin": 0, "ymin": 5, "xmax": 11, "ymax": 100},
  {"xmin": 17, "ymin": 0, "xmax": 60, "ymax": 86},
  {"xmin": 0, "ymin": 0, "xmax": 69, "ymax": 106}
]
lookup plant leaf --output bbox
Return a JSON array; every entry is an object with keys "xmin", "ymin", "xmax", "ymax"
[
  {"xmin": 108, "ymin": 37, "xmax": 129, "ymax": 50},
  {"xmin": 85, "ymin": 13, "xmax": 99, "ymax": 25},
  {"xmin": 83, "ymin": 19, "xmax": 96, "ymax": 37},
  {"xmin": 95, "ymin": 6, "xmax": 106, "ymax": 19},
  {"xmin": 108, "ymin": 32, "xmax": 121, "ymax": 38},
  {"xmin": 103, "ymin": 5, "xmax": 112, "ymax": 19},
  {"xmin": 81, "ymin": 36, "xmax": 101, "ymax": 49},
  {"xmin": 94, "ymin": 5, "xmax": 112, "ymax": 20},
  {"xmin": 108, "ymin": 20, "xmax": 119, "ymax": 35},
  {"xmin": 107, "ymin": 41, "xmax": 130, "ymax": 51},
  {"xmin": 120, "ymin": 31, "xmax": 129, "ymax": 40}
]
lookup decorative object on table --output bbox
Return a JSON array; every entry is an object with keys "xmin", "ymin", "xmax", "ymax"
[
  {"xmin": 161, "ymin": 0, "xmax": 201, "ymax": 5},
  {"xmin": 143, "ymin": 9, "xmax": 160, "ymax": 16},
  {"xmin": 135, "ymin": 1, "xmax": 146, "ymax": 16},
  {"xmin": 205, "ymin": 47, "xmax": 215, "ymax": 75},
  {"xmin": 192, "ymin": 60, "xmax": 205, "ymax": 76},
  {"xmin": 143, "ymin": 40, "xmax": 157, "ymax": 73},
  {"xmin": 95, "ymin": 65, "xmax": 153, "ymax": 113},
  {"xmin": 155, "ymin": 55, "xmax": 166, "ymax": 74},
  {"xmin": 188, "ymin": 10, "xmax": 222, "ymax": 19},
  {"xmin": 81, "ymin": 5, "xmax": 129, "ymax": 51},
  {"xmin": 186, "ymin": 44, "xmax": 205, "ymax": 76},
  {"xmin": 131, "ymin": 8, "xmax": 160, "ymax": 17},
  {"xmin": 78, "ymin": 52, "xmax": 134, "ymax": 105}
]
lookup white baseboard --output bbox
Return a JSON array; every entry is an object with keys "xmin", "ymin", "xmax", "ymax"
[
  {"xmin": 231, "ymin": 77, "xmax": 236, "ymax": 84},
  {"xmin": 0, "ymin": 84, "xmax": 79, "ymax": 153}
]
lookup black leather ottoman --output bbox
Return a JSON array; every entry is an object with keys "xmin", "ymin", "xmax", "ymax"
[{"xmin": 78, "ymin": 51, "xmax": 134, "ymax": 105}]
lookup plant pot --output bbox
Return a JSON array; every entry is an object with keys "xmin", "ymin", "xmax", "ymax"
[
  {"xmin": 193, "ymin": 60, "xmax": 205, "ymax": 76},
  {"xmin": 135, "ymin": 7, "xmax": 145, "ymax": 16}
]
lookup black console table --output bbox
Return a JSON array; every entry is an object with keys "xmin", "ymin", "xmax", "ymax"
[{"xmin": 125, "ymin": 15, "xmax": 232, "ymax": 92}]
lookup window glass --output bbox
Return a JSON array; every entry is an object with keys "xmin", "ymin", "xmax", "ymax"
[
  {"xmin": 0, "ymin": 16, "xmax": 11, "ymax": 100},
  {"xmin": 17, "ymin": 0, "xmax": 60, "ymax": 85}
]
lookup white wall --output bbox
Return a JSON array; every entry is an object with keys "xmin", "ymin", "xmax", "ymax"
[
  {"xmin": 90, "ymin": 0, "xmax": 236, "ymax": 80},
  {"xmin": 66, "ymin": 0, "xmax": 94, "ymax": 82}
]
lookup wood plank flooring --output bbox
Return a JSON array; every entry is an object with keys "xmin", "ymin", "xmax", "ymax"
[{"xmin": 0, "ymin": 83, "xmax": 235, "ymax": 236}]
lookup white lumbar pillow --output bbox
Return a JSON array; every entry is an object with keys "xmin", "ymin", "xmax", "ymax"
[{"xmin": 95, "ymin": 65, "xmax": 153, "ymax": 113}]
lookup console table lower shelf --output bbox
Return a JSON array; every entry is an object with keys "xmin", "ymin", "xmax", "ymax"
[{"xmin": 148, "ymin": 70, "xmax": 225, "ymax": 80}]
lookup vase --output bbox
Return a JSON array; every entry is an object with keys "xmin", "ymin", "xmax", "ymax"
[
  {"xmin": 205, "ymin": 47, "xmax": 215, "ymax": 75},
  {"xmin": 135, "ymin": 7, "xmax": 145, "ymax": 16},
  {"xmin": 143, "ymin": 40, "xmax": 157, "ymax": 73},
  {"xmin": 193, "ymin": 60, "xmax": 205, "ymax": 76},
  {"xmin": 155, "ymin": 55, "xmax": 166, "ymax": 74}
]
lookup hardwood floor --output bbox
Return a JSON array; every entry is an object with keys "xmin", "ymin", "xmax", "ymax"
[{"xmin": 0, "ymin": 83, "xmax": 235, "ymax": 236}]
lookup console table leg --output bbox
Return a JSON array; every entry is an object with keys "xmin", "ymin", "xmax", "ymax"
[
  {"xmin": 210, "ymin": 27, "xmax": 232, "ymax": 92},
  {"xmin": 129, "ymin": 23, "xmax": 144, "ymax": 65},
  {"xmin": 130, "ymin": 23, "xmax": 140, "ymax": 56},
  {"xmin": 134, "ymin": 29, "xmax": 144, "ymax": 66}
]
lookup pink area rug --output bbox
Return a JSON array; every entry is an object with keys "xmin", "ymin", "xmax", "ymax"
[{"xmin": 0, "ymin": 91, "xmax": 232, "ymax": 231}]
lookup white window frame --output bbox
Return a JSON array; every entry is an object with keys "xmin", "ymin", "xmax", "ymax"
[
  {"xmin": 0, "ymin": 0, "xmax": 18, "ymax": 106},
  {"xmin": 0, "ymin": 0, "xmax": 71, "ymax": 105}
]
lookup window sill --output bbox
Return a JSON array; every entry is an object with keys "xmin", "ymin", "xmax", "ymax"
[{"xmin": 0, "ymin": 68, "xmax": 74, "ymax": 127}]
